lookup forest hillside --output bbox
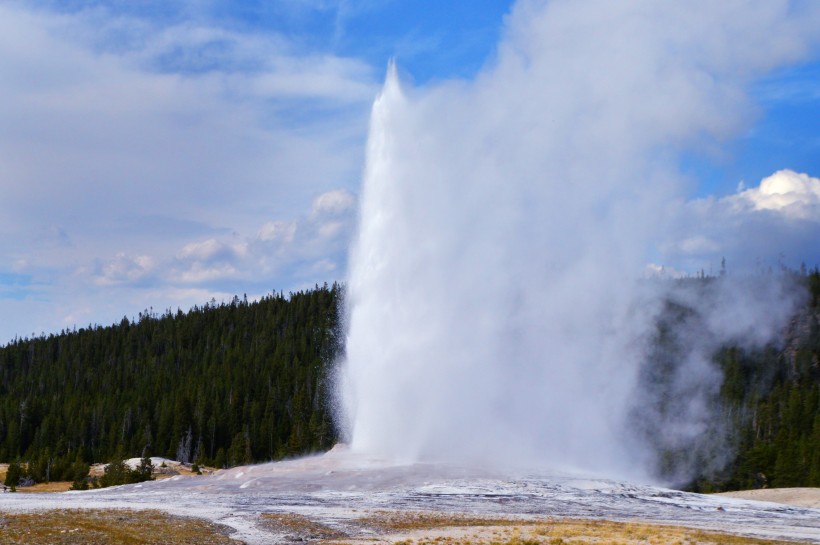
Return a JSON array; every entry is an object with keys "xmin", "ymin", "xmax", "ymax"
[
  {"xmin": 0, "ymin": 274, "xmax": 818, "ymax": 491},
  {"xmin": 0, "ymin": 284, "xmax": 342, "ymax": 483}
]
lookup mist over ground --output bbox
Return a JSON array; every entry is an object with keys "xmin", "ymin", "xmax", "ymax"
[{"xmin": 338, "ymin": 0, "xmax": 820, "ymax": 483}]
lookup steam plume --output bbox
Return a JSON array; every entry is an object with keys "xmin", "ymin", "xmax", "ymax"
[{"xmin": 338, "ymin": 0, "xmax": 818, "ymax": 480}]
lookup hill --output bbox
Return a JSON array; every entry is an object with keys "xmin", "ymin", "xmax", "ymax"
[
  {"xmin": 0, "ymin": 273, "xmax": 818, "ymax": 491},
  {"xmin": 0, "ymin": 283, "xmax": 342, "ymax": 482}
]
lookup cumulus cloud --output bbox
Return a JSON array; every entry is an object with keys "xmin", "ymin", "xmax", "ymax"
[
  {"xmin": 82, "ymin": 187, "xmax": 357, "ymax": 298},
  {"xmin": 169, "ymin": 238, "xmax": 249, "ymax": 285},
  {"xmin": 311, "ymin": 188, "xmax": 356, "ymax": 217},
  {"xmin": 251, "ymin": 188, "xmax": 357, "ymax": 277},
  {"xmin": 661, "ymin": 169, "xmax": 820, "ymax": 272},
  {"xmin": 176, "ymin": 239, "xmax": 248, "ymax": 263},
  {"xmin": 256, "ymin": 221, "xmax": 298, "ymax": 244},
  {"xmin": 0, "ymin": 183, "xmax": 358, "ymax": 342},
  {"xmin": 173, "ymin": 262, "xmax": 241, "ymax": 284},
  {"xmin": 94, "ymin": 253, "xmax": 156, "ymax": 286},
  {"xmin": 318, "ymin": 221, "xmax": 346, "ymax": 239},
  {"xmin": 729, "ymin": 169, "xmax": 820, "ymax": 219}
]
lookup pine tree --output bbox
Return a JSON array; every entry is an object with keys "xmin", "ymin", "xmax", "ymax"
[{"xmin": 4, "ymin": 459, "xmax": 22, "ymax": 491}]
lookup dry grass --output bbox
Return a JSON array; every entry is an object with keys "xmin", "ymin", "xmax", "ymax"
[
  {"xmin": 0, "ymin": 508, "xmax": 242, "ymax": 545},
  {"xmin": 16, "ymin": 481, "xmax": 73, "ymax": 493},
  {"xmin": 320, "ymin": 512, "xmax": 799, "ymax": 545},
  {"xmin": 524, "ymin": 519, "xmax": 792, "ymax": 545},
  {"xmin": 355, "ymin": 511, "xmax": 530, "ymax": 532},
  {"xmin": 0, "ymin": 507, "xmax": 803, "ymax": 545},
  {"xmin": 261, "ymin": 512, "xmax": 348, "ymax": 541}
]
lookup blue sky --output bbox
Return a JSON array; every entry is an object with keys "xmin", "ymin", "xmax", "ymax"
[
  {"xmin": 686, "ymin": 59, "xmax": 820, "ymax": 196},
  {"xmin": 1, "ymin": 0, "xmax": 819, "ymax": 343}
]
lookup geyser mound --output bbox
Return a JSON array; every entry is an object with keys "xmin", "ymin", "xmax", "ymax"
[{"xmin": 337, "ymin": 0, "xmax": 818, "ymax": 482}]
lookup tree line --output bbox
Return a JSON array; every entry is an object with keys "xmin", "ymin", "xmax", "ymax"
[
  {"xmin": 642, "ymin": 269, "xmax": 820, "ymax": 491},
  {"xmin": 706, "ymin": 271, "xmax": 820, "ymax": 490},
  {"xmin": 1, "ymin": 273, "xmax": 818, "ymax": 491},
  {"xmin": 0, "ymin": 283, "xmax": 343, "ymax": 484}
]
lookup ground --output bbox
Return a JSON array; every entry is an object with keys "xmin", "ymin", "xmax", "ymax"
[
  {"xmin": 715, "ymin": 488, "xmax": 820, "ymax": 509},
  {"xmin": 1, "ymin": 452, "xmax": 819, "ymax": 545},
  {"xmin": 262, "ymin": 511, "xmax": 802, "ymax": 545},
  {"xmin": 0, "ymin": 509, "xmax": 240, "ymax": 545},
  {"xmin": 0, "ymin": 509, "xmax": 806, "ymax": 545}
]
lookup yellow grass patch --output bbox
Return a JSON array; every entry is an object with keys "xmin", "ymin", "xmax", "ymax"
[
  {"xmin": 16, "ymin": 481, "xmax": 73, "ymax": 493},
  {"xmin": 321, "ymin": 511, "xmax": 798, "ymax": 545},
  {"xmin": 355, "ymin": 511, "xmax": 531, "ymax": 532},
  {"xmin": 0, "ymin": 508, "xmax": 241, "ymax": 545}
]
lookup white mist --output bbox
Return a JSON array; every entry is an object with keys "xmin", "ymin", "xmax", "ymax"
[{"xmin": 338, "ymin": 0, "xmax": 818, "ymax": 480}]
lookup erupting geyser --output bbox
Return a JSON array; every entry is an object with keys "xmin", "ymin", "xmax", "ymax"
[{"xmin": 338, "ymin": 0, "xmax": 818, "ymax": 480}]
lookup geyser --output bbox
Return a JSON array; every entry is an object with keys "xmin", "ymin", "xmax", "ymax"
[{"xmin": 338, "ymin": 0, "xmax": 818, "ymax": 480}]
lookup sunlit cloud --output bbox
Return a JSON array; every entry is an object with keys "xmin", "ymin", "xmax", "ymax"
[
  {"xmin": 661, "ymin": 169, "xmax": 820, "ymax": 272},
  {"xmin": 728, "ymin": 169, "xmax": 820, "ymax": 220}
]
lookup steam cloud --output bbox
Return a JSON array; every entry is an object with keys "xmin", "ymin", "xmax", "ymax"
[{"xmin": 338, "ymin": 0, "xmax": 819, "ymax": 481}]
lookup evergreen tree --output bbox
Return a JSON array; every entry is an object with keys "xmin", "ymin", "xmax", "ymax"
[
  {"xmin": 4, "ymin": 459, "xmax": 22, "ymax": 491},
  {"xmin": 0, "ymin": 285, "xmax": 343, "ymax": 477}
]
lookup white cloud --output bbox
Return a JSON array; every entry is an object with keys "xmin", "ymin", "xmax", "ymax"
[
  {"xmin": 307, "ymin": 258, "xmax": 338, "ymax": 274},
  {"xmin": 678, "ymin": 236, "xmax": 721, "ymax": 255},
  {"xmin": 311, "ymin": 188, "xmax": 356, "ymax": 216},
  {"xmin": 177, "ymin": 238, "xmax": 248, "ymax": 263},
  {"xmin": 94, "ymin": 253, "xmax": 156, "ymax": 286},
  {"xmin": 318, "ymin": 221, "xmax": 346, "ymax": 239},
  {"xmin": 0, "ymin": 2, "xmax": 375, "ymax": 244},
  {"xmin": 256, "ymin": 221, "xmax": 298, "ymax": 243},
  {"xmin": 79, "ymin": 185, "xmax": 358, "ymax": 296},
  {"xmin": 0, "ymin": 2, "xmax": 375, "ymax": 340},
  {"xmin": 251, "ymin": 188, "xmax": 357, "ymax": 275},
  {"xmin": 660, "ymin": 169, "xmax": 820, "ymax": 272},
  {"xmin": 174, "ymin": 262, "xmax": 241, "ymax": 284},
  {"xmin": 727, "ymin": 169, "xmax": 820, "ymax": 220},
  {"xmin": 249, "ymin": 56, "xmax": 376, "ymax": 102}
]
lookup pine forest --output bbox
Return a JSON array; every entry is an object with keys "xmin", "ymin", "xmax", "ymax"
[{"xmin": 0, "ymin": 274, "xmax": 818, "ymax": 491}]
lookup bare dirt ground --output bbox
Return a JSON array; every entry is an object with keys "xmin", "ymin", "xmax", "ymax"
[{"xmin": 715, "ymin": 488, "xmax": 820, "ymax": 509}]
